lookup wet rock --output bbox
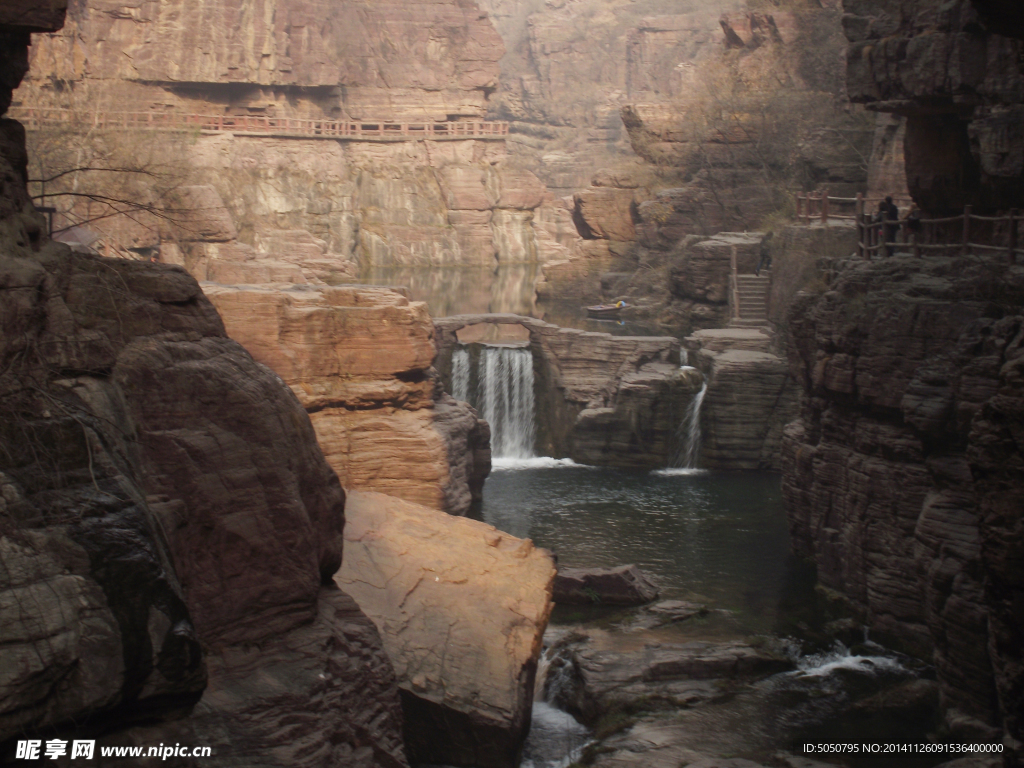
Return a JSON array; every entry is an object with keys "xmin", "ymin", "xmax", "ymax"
[
  {"xmin": 554, "ymin": 565, "xmax": 659, "ymax": 606},
  {"xmin": 633, "ymin": 600, "xmax": 709, "ymax": 628},
  {"xmin": 336, "ymin": 490, "xmax": 555, "ymax": 768},
  {"xmin": 547, "ymin": 637, "xmax": 790, "ymax": 726},
  {"xmin": 693, "ymin": 346, "xmax": 797, "ymax": 471}
]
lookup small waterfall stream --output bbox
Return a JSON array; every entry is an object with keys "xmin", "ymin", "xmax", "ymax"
[
  {"xmin": 451, "ymin": 343, "xmax": 536, "ymax": 459},
  {"xmin": 670, "ymin": 368, "xmax": 708, "ymax": 470}
]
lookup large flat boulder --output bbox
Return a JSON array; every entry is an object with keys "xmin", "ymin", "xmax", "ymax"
[{"xmin": 337, "ymin": 490, "xmax": 556, "ymax": 768}]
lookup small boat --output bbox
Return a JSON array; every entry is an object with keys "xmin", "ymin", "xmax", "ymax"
[{"xmin": 586, "ymin": 301, "xmax": 627, "ymax": 319}]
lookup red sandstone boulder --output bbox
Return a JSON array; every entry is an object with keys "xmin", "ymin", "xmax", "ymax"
[{"xmin": 337, "ymin": 490, "xmax": 555, "ymax": 768}]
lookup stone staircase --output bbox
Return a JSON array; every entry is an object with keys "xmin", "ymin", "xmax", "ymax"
[{"xmin": 732, "ymin": 273, "xmax": 770, "ymax": 326}]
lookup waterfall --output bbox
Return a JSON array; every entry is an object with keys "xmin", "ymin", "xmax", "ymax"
[
  {"xmin": 452, "ymin": 346, "xmax": 470, "ymax": 401},
  {"xmin": 450, "ymin": 343, "xmax": 536, "ymax": 459},
  {"xmin": 672, "ymin": 376, "xmax": 707, "ymax": 469}
]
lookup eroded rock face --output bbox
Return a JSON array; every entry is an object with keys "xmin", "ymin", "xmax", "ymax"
[
  {"xmin": 27, "ymin": 0, "xmax": 502, "ymax": 120},
  {"xmin": 337, "ymin": 490, "xmax": 555, "ymax": 768},
  {"xmin": 0, "ymin": 247, "xmax": 409, "ymax": 766},
  {"xmin": 204, "ymin": 283, "xmax": 490, "ymax": 514},
  {"xmin": 1, "ymin": 30, "xmax": 407, "ymax": 755},
  {"xmin": 695, "ymin": 348, "xmax": 796, "ymax": 471},
  {"xmin": 843, "ymin": 0, "xmax": 1024, "ymax": 211},
  {"xmin": 782, "ymin": 253, "xmax": 1024, "ymax": 751},
  {"xmin": 16, "ymin": 1, "xmax": 576, "ymax": 279}
]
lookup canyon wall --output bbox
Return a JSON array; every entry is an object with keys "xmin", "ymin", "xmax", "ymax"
[
  {"xmin": 204, "ymin": 283, "xmax": 490, "ymax": 515},
  {"xmin": 488, "ymin": 0, "xmax": 874, "ymax": 310},
  {"xmin": 0, "ymin": 11, "xmax": 408, "ymax": 764},
  {"xmin": 15, "ymin": 0, "xmax": 584, "ymax": 277},
  {"xmin": 844, "ymin": 0, "xmax": 1024, "ymax": 212},
  {"xmin": 783, "ymin": 0, "xmax": 1024, "ymax": 756}
]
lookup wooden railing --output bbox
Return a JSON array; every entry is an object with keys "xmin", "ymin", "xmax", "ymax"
[
  {"xmin": 794, "ymin": 189, "xmax": 911, "ymax": 224},
  {"xmin": 856, "ymin": 199, "xmax": 1021, "ymax": 263},
  {"xmin": 8, "ymin": 107, "xmax": 510, "ymax": 141},
  {"xmin": 795, "ymin": 190, "xmax": 1021, "ymax": 263}
]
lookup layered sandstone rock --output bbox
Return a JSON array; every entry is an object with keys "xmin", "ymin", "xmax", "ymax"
[
  {"xmin": 337, "ymin": 490, "xmax": 555, "ymax": 768},
  {"xmin": 204, "ymin": 283, "xmax": 489, "ymax": 514},
  {"xmin": 843, "ymin": 0, "xmax": 1024, "ymax": 211},
  {"xmin": 15, "ymin": 0, "xmax": 581, "ymax": 283},
  {"xmin": 783, "ymin": 253, "xmax": 1024, "ymax": 749},
  {"xmin": 1, "ymin": 26, "xmax": 407, "ymax": 759},
  {"xmin": 0, "ymin": 251, "xmax": 408, "ymax": 766},
  {"xmin": 781, "ymin": 0, "xmax": 1024, "ymax": 752},
  {"xmin": 25, "ymin": 0, "xmax": 503, "ymax": 120},
  {"xmin": 619, "ymin": 7, "xmax": 872, "ymax": 224},
  {"xmin": 692, "ymin": 347, "xmax": 796, "ymax": 471},
  {"xmin": 553, "ymin": 565, "xmax": 659, "ymax": 606}
]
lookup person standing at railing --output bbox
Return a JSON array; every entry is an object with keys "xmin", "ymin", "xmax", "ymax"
[
  {"xmin": 902, "ymin": 203, "xmax": 922, "ymax": 253},
  {"xmin": 883, "ymin": 195, "xmax": 899, "ymax": 256},
  {"xmin": 870, "ymin": 201, "xmax": 886, "ymax": 257}
]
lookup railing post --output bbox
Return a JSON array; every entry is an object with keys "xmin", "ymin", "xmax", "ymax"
[
  {"xmin": 963, "ymin": 205, "xmax": 972, "ymax": 256},
  {"xmin": 856, "ymin": 193, "xmax": 864, "ymax": 258},
  {"xmin": 1010, "ymin": 209, "xmax": 1018, "ymax": 264},
  {"xmin": 820, "ymin": 189, "xmax": 829, "ymax": 225},
  {"xmin": 796, "ymin": 193, "xmax": 802, "ymax": 220}
]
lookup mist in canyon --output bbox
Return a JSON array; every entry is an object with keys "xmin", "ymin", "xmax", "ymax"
[{"xmin": 1, "ymin": 1, "xmax": 1023, "ymax": 768}]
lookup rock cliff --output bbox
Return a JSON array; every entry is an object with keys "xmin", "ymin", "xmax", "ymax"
[
  {"xmin": 527, "ymin": 0, "xmax": 874, "ymax": 308},
  {"xmin": 782, "ymin": 0, "xmax": 1024, "ymax": 755},
  {"xmin": 844, "ymin": 0, "xmax": 1024, "ymax": 211},
  {"xmin": 28, "ymin": 0, "xmax": 503, "ymax": 120},
  {"xmin": 204, "ymin": 283, "xmax": 490, "ymax": 515},
  {"xmin": 15, "ymin": 0, "xmax": 583, "ymax": 282},
  {"xmin": 783, "ymin": 252, "xmax": 1024, "ymax": 751},
  {"xmin": 0, "ymin": 14, "xmax": 407, "ymax": 764}
]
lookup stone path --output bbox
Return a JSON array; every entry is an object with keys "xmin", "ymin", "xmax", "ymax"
[{"xmin": 733, "ymin": 272, "xmax": 770, "ymax": 325}]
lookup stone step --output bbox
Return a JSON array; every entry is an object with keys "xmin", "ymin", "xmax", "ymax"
[{"xmin": 729, "ymin": 318, "xmax": 769, "ymax": 327}]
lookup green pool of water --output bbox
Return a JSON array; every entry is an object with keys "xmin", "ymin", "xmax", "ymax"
[{"xmin": 478, "ymin": 466, "xmax": 809, "ymax": 635}]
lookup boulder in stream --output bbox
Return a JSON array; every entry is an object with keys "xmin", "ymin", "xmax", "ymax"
[
  {"xmin": 553, "ymin": 564, "xmax": 659, "ymax": 606},
  {"xmin": 336, "ymin": 490, "xmax": 556, "ymax": 768}
]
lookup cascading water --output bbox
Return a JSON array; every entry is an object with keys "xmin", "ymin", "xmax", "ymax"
[
  {"xmin": 670, "ymin": 369, "xmax": 708, "ymax": 470},
  {"xmin": 450, "ymin": 343, "xmax": 536, "ymax": 459},
  {"xmin": 452, "ymin": 346, "xmax": 470, "ymax": 401}
]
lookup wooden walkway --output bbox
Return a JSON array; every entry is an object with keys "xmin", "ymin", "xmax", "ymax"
[
  {"xmin": 795, "ymin": 189, "xmax": 1022, "ymax": 262},
  {"xmin": 9, "ymin": 107, "xmax": 510, "ymax": 142}
]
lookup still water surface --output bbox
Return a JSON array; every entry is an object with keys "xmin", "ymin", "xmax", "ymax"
[{"xmin": 478, "ymin": 464, "xmax": 801, "ymax": 634}]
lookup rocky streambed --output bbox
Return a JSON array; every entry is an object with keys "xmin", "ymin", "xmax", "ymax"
[{"xmin": 468, "ymin": 465, "xmax": 957, "ymax": 768}]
